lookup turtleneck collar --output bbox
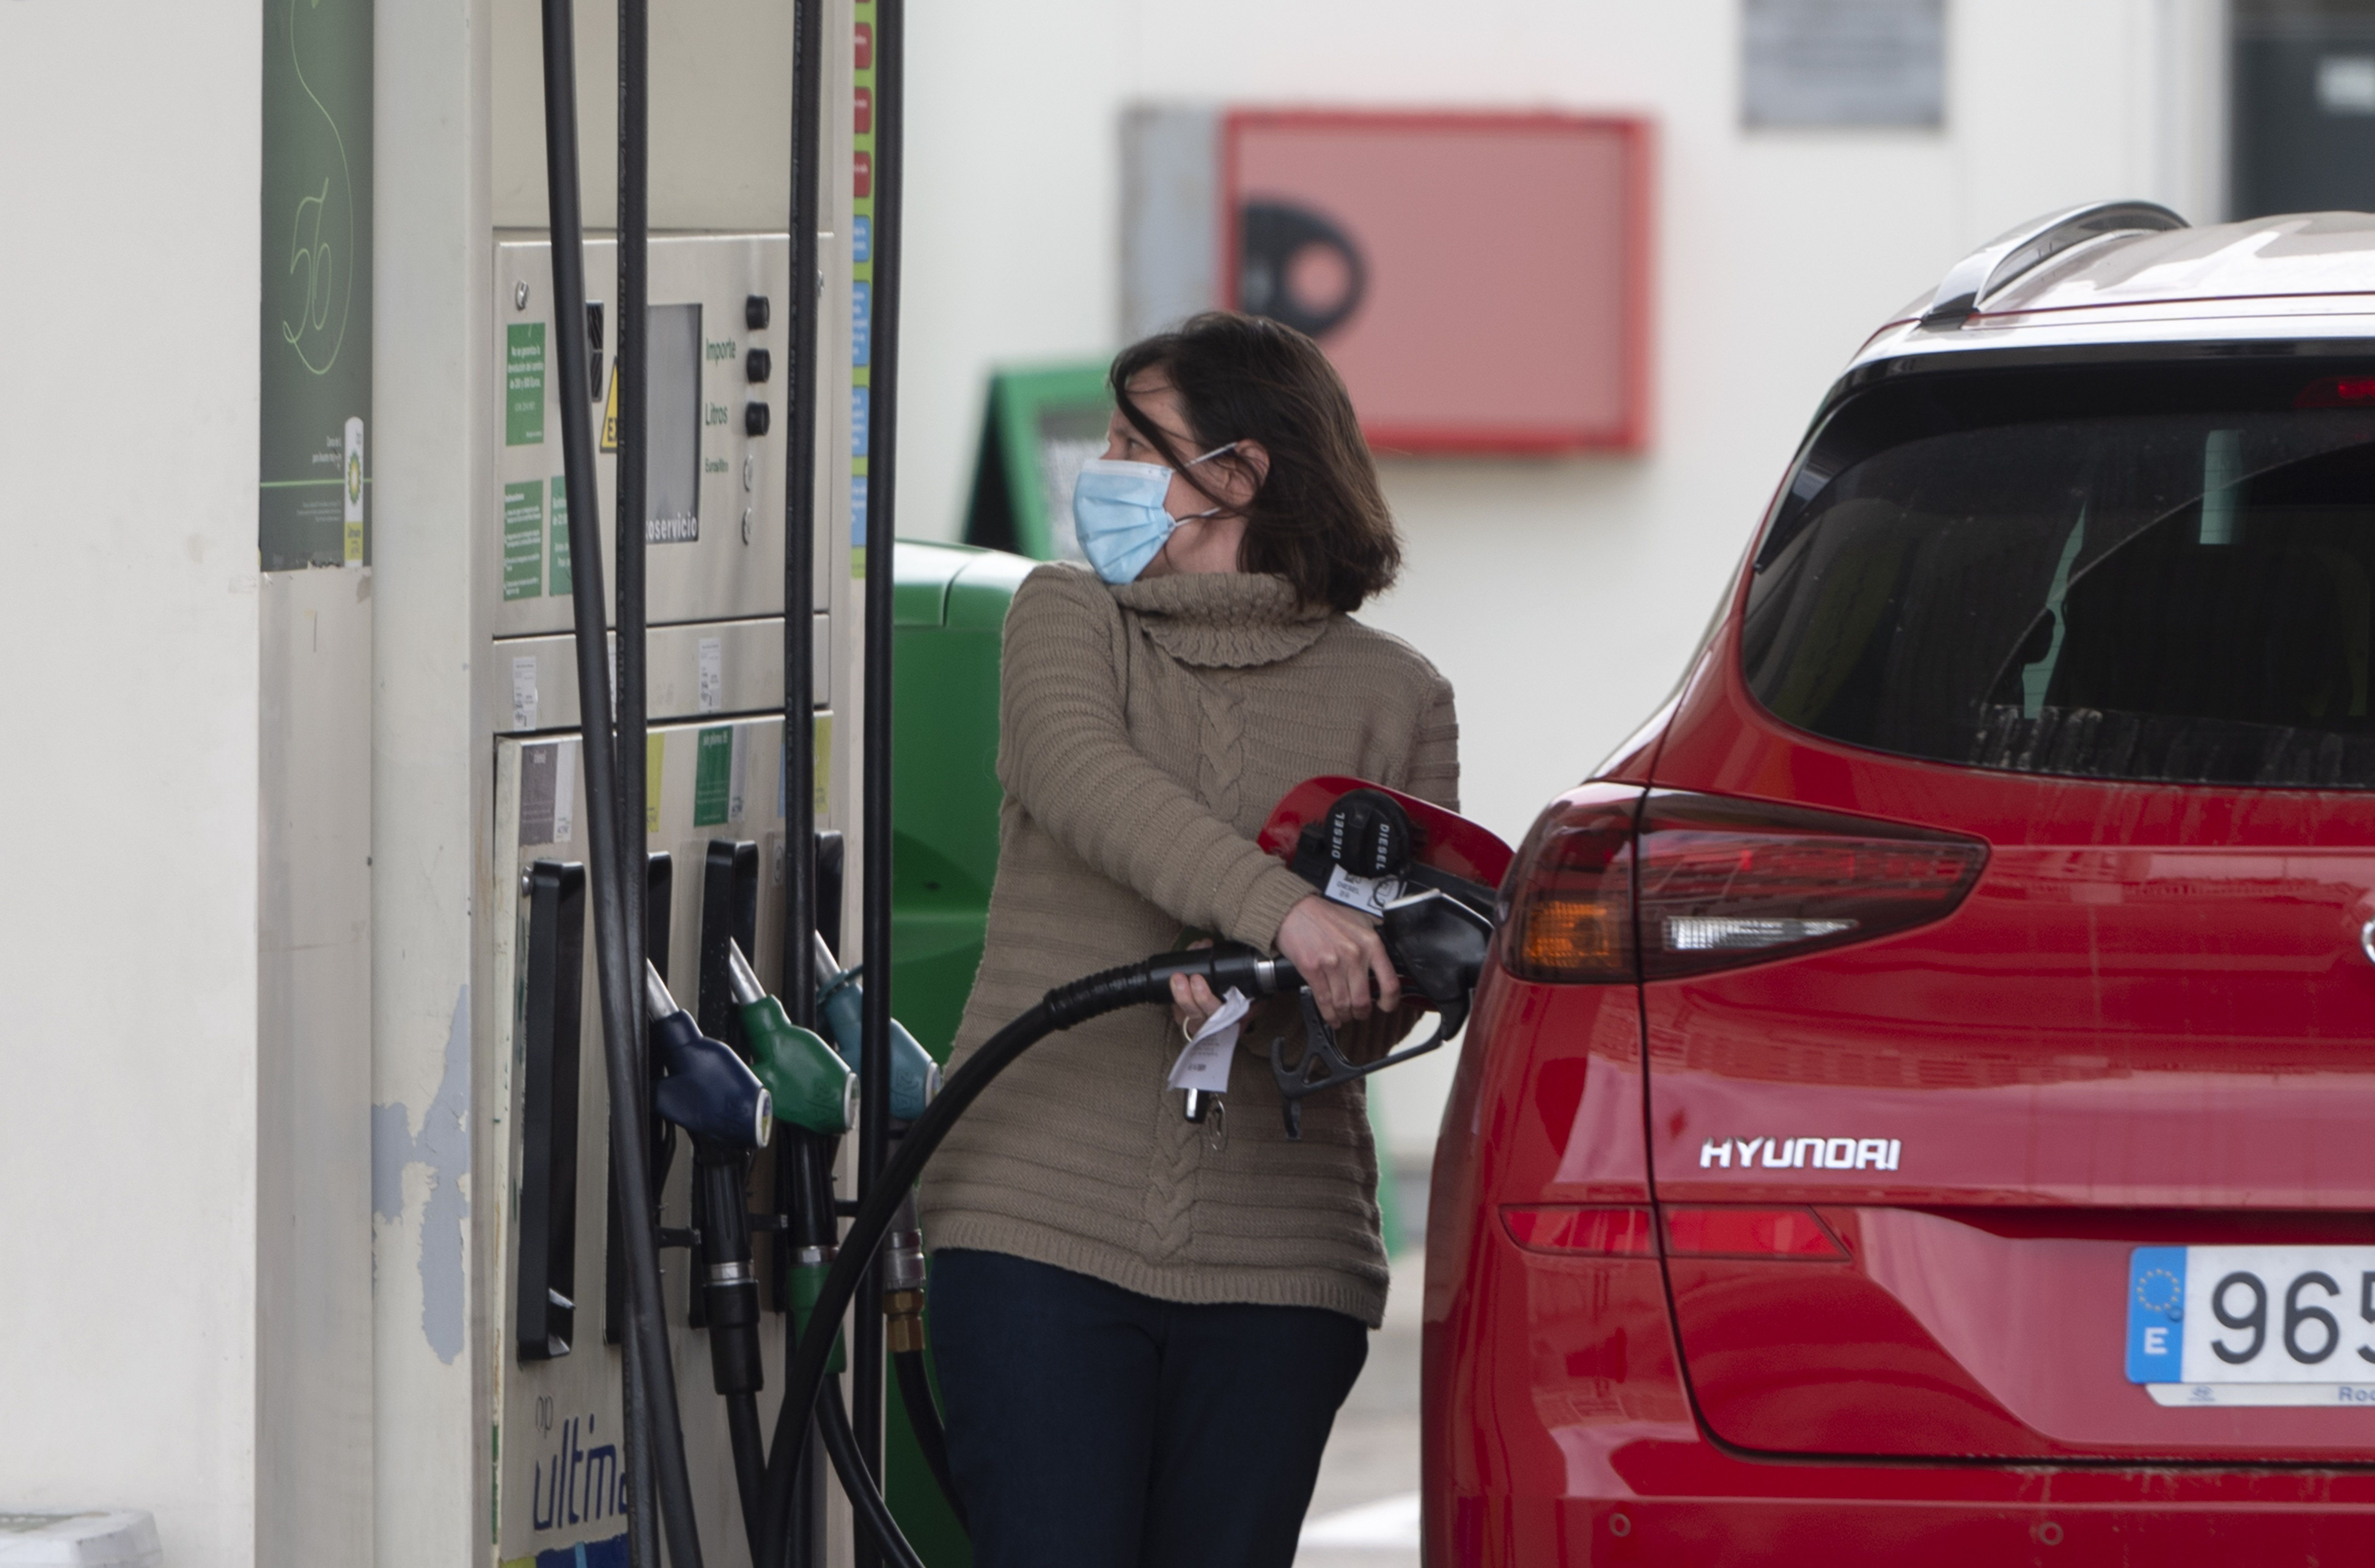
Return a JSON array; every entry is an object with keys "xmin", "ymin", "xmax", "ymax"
[{"xmin": 1108, "ymin": 570, "xmax": 1334, "ymax": 668}]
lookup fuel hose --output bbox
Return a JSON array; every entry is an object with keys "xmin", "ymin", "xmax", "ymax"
[
  {"xmin": 755, "ymin": 944, "xmax": 1301, "ymax": 1568},
  {"xmin": 536, "ymin": 3, "xmax": 705, "ymax": 1566}
]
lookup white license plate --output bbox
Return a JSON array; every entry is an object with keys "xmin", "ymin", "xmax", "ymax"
[{"xmin": 2128, "ymin": 1246, "xmax": 2375, "ymax": 1408}]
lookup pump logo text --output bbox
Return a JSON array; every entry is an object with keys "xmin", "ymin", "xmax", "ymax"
[
  {"xmin": 1699, "ymin": 1136, "xmax": 1901, "ymax": 1171},
  {"xmin": 530, "ymin": 1412, "xmax": 623, "ymax": 1532}
]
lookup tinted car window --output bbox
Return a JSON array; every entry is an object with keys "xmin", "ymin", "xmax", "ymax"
[{"xmin": 1742, "ymin": 361, "xmax": 2375, "ymax": 786}]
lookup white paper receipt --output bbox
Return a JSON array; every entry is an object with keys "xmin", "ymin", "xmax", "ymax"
[{"xmin": 1166, "ymin": 987, "xmax": 1253, "ymax": 1095}]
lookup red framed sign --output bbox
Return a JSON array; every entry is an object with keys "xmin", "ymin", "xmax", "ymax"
[{"xmin": 1222, "ymin": 109, "xmax": 1653, "ymax": 454}]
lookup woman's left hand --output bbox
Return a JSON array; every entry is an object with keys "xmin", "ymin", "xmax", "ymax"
[{"xmin": 1170, "ymin": 969, "xmax": 1226, "ymax": 1038}]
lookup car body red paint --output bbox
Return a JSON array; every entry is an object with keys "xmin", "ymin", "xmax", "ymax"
[{"xmin": 1425, "ymin": 209, "xmax": 2375, "ymax": 1563}]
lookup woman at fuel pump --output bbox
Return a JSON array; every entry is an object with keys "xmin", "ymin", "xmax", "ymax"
[{"xmin": 920, "ymin": 311, "xmax": 1458, "ymax": 1567}]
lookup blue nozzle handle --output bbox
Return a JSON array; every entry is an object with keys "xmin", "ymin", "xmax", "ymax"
[{"xmin": 646, "ymin": 962, "xmax": 773, "ymax": 1149}]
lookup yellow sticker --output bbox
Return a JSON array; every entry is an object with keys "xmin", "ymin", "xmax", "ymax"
[
  {"xmin": 599, "ymin": 360, "xmax": 621, "ymax": 453},
  {"xmin": 646, "ymin": 731, "xmax": 664, "ymax": 834},
  {"xmin": 813, "ymin": 714, "xmax": 832, "ymax": 815}
]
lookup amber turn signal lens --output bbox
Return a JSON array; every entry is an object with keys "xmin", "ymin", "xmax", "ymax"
[{"xmin": 1501, "ymin": 785, "xmax": 1642, "ymax": 984}]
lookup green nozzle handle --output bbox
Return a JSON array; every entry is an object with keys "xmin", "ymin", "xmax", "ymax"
[{"xmin": 741, "ymin": 995, "xmax": 857, "ymax": 1135}]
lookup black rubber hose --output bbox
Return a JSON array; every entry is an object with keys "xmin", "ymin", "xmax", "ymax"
[
  {"xmin": 818, "ymin": 1377, "xmax": 926, "ymax": 1568},
  {"xmin": 614, "ymin": 1, "xmax": 655, "ymax": 1556},
  {"xmin": 753, "ymin": 945, "xmax": 1299, "ymax": 1568},
  {"xmin": 779, "ymin": 1129, "xmax": 837, "ymax": 1568},
  {"xmin": 536, "ymin": 6, "xmax": 704, "ymax": 1568},
  {"xmin": 856, "ymin": 0, "xmax": 909, "ymax": 1548},
  {"xmin": 892, "ymin": 1348, "xmax": 965, "ymax": 1529},
  {"xmin": 725, "ymin": 1391, "xmax": 768, "ymax": 1565}
]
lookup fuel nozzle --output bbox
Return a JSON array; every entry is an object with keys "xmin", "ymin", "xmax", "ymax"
[
  {"xmin": 726, "ymin": 940, "xmax": 858, "ymax": 1135},
  {"xmin": 812, "ymin": 932, "xmax": 942, "ymax": 1123},
  {"xmin": 645, "ymin": 961, "xmax": 773, "ymax": 1150}
]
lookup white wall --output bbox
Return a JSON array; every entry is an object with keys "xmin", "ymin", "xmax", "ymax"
[
  {"xmin": 0, "ymin": 4, "xmax": 262, "ymax": 1564},
  {"xmin": 898, "ymin": 0, "xmax": 2224, "ymax": 1154}
]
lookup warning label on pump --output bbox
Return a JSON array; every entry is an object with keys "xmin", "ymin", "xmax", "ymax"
[
  {"xmin": 599, "ymin": 360, "xmax": 620, "ymax": 453},
  {"xmin": 502, "ymin": 482, "xmax": 543, "ymax": 600},
  {"xmin": 506, "ymin": 323, "xmax": 546, "ymax": 446}
]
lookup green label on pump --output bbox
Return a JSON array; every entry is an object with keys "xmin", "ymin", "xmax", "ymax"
[
  {"xmin": 506, "ymin": 322, "xmax": 545, "ymax": 445},
  {"xmin": 693, "ymin": 726, "xmax": 734, "ymax": 826},
  {"xmin": 501, "ymin": 482, "xmax": 542, "ymax": 600},
  {"xmin": 547, "ymin": 476, "xmax": 571, "ymax": 594}
]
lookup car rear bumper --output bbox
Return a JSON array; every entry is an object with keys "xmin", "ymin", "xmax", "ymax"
[{"xmin": 1423, "ymin": 1234, "xmax": 2375, "ymax": 1566}]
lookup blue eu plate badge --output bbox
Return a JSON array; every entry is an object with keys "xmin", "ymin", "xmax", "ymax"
[{"xmin": 2126, "ymin": 1246, "xmax": 2186, "ymax": 1384}]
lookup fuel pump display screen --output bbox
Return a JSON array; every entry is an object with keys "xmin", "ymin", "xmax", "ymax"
[{"xmin": 646, "ymin": 303, "xmax": 701, "ymax": 542}]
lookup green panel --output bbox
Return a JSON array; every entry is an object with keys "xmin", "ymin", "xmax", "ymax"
[
  {"xmin": 259, "ymin": 0, "xmax": 373, "ymax": 570},
  {"xmin": 692, "ymin": 727, "xmax": 733, "ymax": 827},
  {"xmin": 887, "ymin": 541, "xmax": 1016, "ymax": 1568},
  {"xmin": 961, "ymin": 363, "xmax": 1113, "ymax": 560}
]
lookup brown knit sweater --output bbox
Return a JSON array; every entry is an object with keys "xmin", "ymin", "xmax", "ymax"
[{"xmin": 917, "ymin": 562, "xmax": 1459, "ymax": 1327}]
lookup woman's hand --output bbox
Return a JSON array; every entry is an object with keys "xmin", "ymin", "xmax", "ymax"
[
  {"xmin": 1169, "ymin": 939, "xmax": 1224, "ymax": 1037},
  {"xmin": 1276, "ymin": 895, "xmax": 1399, "ymax": 1029}
]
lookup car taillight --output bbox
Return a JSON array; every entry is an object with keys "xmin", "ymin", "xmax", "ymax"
[
  {"xmin": 1499, "ymin": 784, "xmax": 1640, "ymax": 982},
  {"xmin": 1663, "ymin": 1206, "xmax": 1845, "ymax": 1259},
  {"xmin": 1637, "ymin": 790, "xmax": 1985, "ymax": 979},
  {"xmin": 1499, "ymin": 785, "xmax": 1985, "ymax": 983}
]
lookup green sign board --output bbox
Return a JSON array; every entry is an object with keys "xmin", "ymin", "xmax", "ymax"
[
  {"xmin": 507, "ymin": 324, "xmax": 547, "ymax": 447},
  {"xmin": 692, "ymin": 727, "xmax": 735, "ymax": 828},
  {"xmin": 502, "ymin": 482, "xmax": 543, "ymax": 601},
  {"xmin": 259, "ymin": 0, "xmax": 373, "ymax": 571},
  {"xmin": 548, "ymin": 476, "xmax": 572, "ymax": 595},
  {"xmin": 961, "ymin": 362, "xmax": 1112, "ymax": 561}
]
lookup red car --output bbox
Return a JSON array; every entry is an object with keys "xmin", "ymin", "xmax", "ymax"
[{"xmin": 1425, "ymin": 202, "xmax": 2375, "ymax": 1563}]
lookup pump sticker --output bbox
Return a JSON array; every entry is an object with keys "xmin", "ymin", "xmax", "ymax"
[
  {"xmin": 342, "ymin": 417, "xmax": 366, "ymax": 567},
  {"xmin": 502, "ymin": 482, "xmax": 543, "ymax": 600},
  {"xmin": 511, "ymin": 656, "xmax": 539, "ymax": 732},
  {"xmin": 697, "ymin": 636, "xmax": 723, "ymax": 714},
  {"xmin": 506, "ymin": 322, "xmax": 546, "ymax": 446},
  {"xmin": 694, "ymin": 726, "xmax": 734, "ymax": 827},
  {"xmin": 548, "ymin": 477, "xmax": 571, "ymax": 594},
  {"xmin": 519, "ymin": 739, "xmax": 577, "ymax": 847}
]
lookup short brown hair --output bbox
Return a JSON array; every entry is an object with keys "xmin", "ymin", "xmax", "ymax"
[{"xmin": 1110, "ymin": 312, "xmax": 1400, "ymax": 613}]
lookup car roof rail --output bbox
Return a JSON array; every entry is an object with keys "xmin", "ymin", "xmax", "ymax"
[{"xmin": 1919, "ymin": 200, "xmax": 2187, "ymax": 328}]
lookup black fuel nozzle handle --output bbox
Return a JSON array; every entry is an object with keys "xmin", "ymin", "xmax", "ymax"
[{"xmin": 1268, "ymin": 888, "xmax": 1495, "ymax": 1139}]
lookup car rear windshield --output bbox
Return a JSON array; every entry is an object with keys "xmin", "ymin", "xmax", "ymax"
[{"xmin": 1742, "ymin": 357, "xmax": 2375, "ymax": 787}]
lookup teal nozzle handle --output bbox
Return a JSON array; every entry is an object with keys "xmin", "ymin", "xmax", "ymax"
[
  {"xmin": 726, "ymin": 941, "xmax": 857, "ymax": 1136},
  {"xmin": 812, "ymin": 932, "xmax": 941, "ymax": 1122}
]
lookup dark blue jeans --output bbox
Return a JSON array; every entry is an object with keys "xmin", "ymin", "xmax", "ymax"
[{"xmin": 928, "ymin": 1249, "xmax": 1368, "ymax": 1568}]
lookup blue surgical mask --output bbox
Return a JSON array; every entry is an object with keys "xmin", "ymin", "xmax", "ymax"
[{"xmin": 1071, "ymin": 443, "xmax": 1238, "ymax": 584}]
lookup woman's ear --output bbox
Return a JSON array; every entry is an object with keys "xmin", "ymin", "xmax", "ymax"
[{"xmin": 1218, "ymin": 440, "xmax": 1271, "ymax": 511}]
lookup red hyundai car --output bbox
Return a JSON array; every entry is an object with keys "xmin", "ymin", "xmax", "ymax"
[{"xmin": 1426, "ymin": 202, "xmax": 2375, "ymax": 1562}]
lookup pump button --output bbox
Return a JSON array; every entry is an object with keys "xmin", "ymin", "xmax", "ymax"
[
  {"xmin": 744, "ymin": 401, "xmax": 771, "ymax": 437},
  {"xmin": 746, "ymin": 347, "xmax": 772, "ymax": 384},
  {"xmin": 745, "ymin": 294, "xmax": 771, "ymax": 330}
]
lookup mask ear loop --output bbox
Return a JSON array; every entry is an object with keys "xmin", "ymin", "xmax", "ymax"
[{"xmin": 1170, "ymin": 441, "xmax": 1244, "ymax": 523}]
